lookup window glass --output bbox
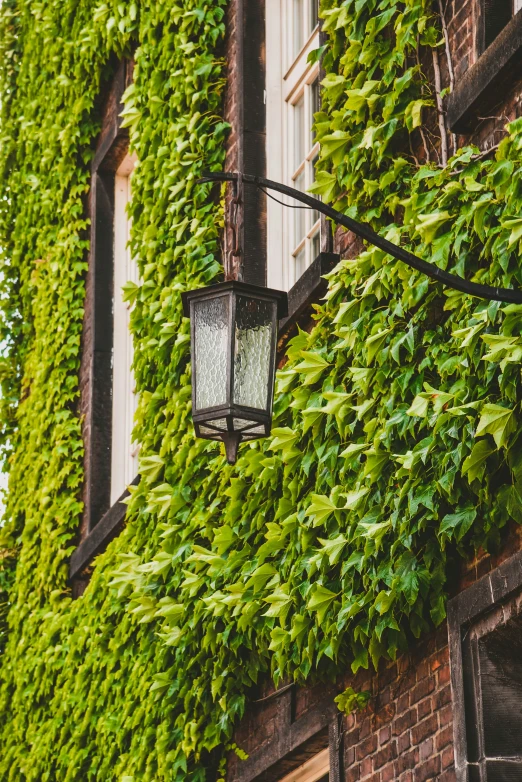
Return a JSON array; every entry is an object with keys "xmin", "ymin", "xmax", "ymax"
[
  {"xmin": 111, "ymin": 153, "xmax": 139, "ymax": 504},
  {"xmin": 265, "ymin": 0, "xmax": 321, "ymax": 290},
  {"xmin": 483, "ymin": 0, "xmax": 514, "ymax": 49}
]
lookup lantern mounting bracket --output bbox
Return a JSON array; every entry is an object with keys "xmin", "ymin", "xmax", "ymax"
[{"xmin": 199, "ymin": 171, "xmax": 522, "ymax": 305}]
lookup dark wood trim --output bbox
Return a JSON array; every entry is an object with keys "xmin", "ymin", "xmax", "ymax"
[
  {"xmin": 81, "ymin": 59, "xmax": 133, "ymax": 536},
  {"xmin": 447, "ymin": 548, "xmax": 522, "ymax": 781},
  {"xmin": 239, "ymin": 0, "xmax": 266, "ymax": 286},
  {"xmin": 328, "ymin": 715, "xmax": 344, "ymax": 782},
  {"xmin": 73, "ymin": 59, "xmax": 135, "ymax": 590},
  {"xmin": 278, "ymin": 252, "xmax": 340, "ymax": 338},
  {"xmin": 227, "ymin": 685, "xmax": 337, "ymax": 782},
  {"xmin": 447, "ymin": 9, "xmax": 522, "ymax": 133},
  {"xmin": 70, "ymin": 476, "xmax": 140, "ymax": 580}
]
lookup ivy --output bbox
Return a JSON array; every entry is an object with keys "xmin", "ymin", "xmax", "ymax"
[{"xmin": 1, "ymin": 0, "xmax": 522, "ymax": 780}]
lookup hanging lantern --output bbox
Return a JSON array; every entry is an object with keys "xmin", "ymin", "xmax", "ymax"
[{"xmin": 182, "ymin": 281, "xmax": 288, "ymax": 464}]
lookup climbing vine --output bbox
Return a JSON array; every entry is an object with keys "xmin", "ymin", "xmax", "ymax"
[{"xmin": 1, "ymin": 0, "xmax": 522, "ymax": 780}]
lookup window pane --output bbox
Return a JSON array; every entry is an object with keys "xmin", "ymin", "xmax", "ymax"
[
  {"xmin": 294, "ymin": 96, "xmax": 305, "ymax": 170},
  {"xmin": 310, "ymin": 0, "xmax": 319, "ymax": 32},
  {"xmin": 311, "ymin": 230, "xmax": 320, "ymax": 262},
  {"xmin": 310, "ymin": 152, "xmax": 320, "ymax": 224},
  {"xmin": 294, "ymin": 245, "xmax": 306, "ymax": 279},
  {"xmin": 311, "ymin": 78, "xmax": 320, "ymax": 143},
  {"xmin": 293, "ymin": 0, "xmax": 304, "ymax": 57},
  {"xmin": 294, "ymin": 169, "xmax": 306, "ymax": 245}
]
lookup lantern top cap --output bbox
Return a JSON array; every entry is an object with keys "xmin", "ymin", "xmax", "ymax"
[{"xmin": 181, "ymin": 280, "xmax": 288, "ymax": 319}]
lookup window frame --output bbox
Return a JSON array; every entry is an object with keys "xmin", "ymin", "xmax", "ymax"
[
  {"xmin": 111, "ymin": 152, "xmax": 139, "ymax": 506},
  {"xmin": 266, "ymin": 0, "xmax": 321, "ymax": 292},
  {"xmin": 71, "ymin": 59, "xmax": 139, "ymax": 589},
  {"xmin": 448, "ymin": 548, "xmax": 522, "ymax": 781},
  {"xmin": 447, "ymin": 6, "xmax": 522, "ymax": 134}
]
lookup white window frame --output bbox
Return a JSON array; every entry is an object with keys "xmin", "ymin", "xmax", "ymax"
[
  {"xmin": 278, "ymin": 748, "xmax": 330, "ymax": 782},
  {"xmin": 515, "ymin": 0, "xmax": 522, "ymax": 15},
  {"xmin": 111, "ymin": 152, "xmax": 139, "ymax": 505},
  {"xmin": 266, "ymin": 0, "xmax": 321, "ymax": 291}
]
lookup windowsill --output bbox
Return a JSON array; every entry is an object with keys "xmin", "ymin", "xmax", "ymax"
[
  {"xmin": 278, "ymin": 251, "xmax": 339, "ymax": 338},
  {"xmin": 69, "ymin": 475, "xmax": 140, "ymax": 580},
  {"xmin": 447, "ymin": 11, "xmax": 522, "ymax": 134}
]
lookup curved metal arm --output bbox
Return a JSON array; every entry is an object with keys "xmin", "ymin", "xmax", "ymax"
[{"xmin": 199, "ymin": 171, "xmax": 522, "ymax": 304}]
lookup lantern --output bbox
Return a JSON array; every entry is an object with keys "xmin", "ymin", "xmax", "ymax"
[{"xmin": 182, "ymin": 281, "xmax": 288, "ymax": 463}]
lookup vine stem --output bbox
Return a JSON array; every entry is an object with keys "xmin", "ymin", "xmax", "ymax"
[
  {"xmin": 432, "ymin": 47, "xmax": 448, "ymax": 167},
  {"xmin": 437, "ymin": 0, "xmax": 457, "ymax": 154},
  {"xmin": 416, "ymin": 36, "xmax": 431, "ymax": 163}
]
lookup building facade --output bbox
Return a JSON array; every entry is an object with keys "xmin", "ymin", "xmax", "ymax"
[{"xmin": 1, "ymin": 0, "xmax": 522, "ymax": 781}]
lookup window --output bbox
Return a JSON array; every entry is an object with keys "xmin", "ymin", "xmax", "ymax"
[
  {"xmin": 266, "ymin": 0, "xmax": 321, "ymax": 291},
  {"xmin": 483, "ymin": 0, "xmax": 522, "ymax": 50},
  {"xmin": 111, "ymin": 152, "xmax": 139, "ymax": 505},
  {"xmin": 462, "ymin": 612, "xmax": 522, "ymax": 780},
  {"xmin": 279, "ymin": 749, "xmax": 329, "ymax": 782}
]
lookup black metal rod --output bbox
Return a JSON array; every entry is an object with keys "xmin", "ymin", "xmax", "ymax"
[{"xmin": 198, "ymin": 171, "xmax": 522, "ymax": 304}]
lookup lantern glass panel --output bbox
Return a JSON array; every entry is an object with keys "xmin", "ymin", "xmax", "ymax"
[
  {"xmin": 199, "ymin": 418, "xmax": 228, "ymax": 434},
  {"xmin": 233, "ymin": 296, "xmax": 274, "ymax": 410},
  {"xmin": 194, "ymin": 296, "xmax": 229, "ymax": 410}
]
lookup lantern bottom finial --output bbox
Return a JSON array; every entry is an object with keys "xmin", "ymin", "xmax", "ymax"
[{"xmin": 223, "ymin": 432, "xmax": 241, "ymax": 464}]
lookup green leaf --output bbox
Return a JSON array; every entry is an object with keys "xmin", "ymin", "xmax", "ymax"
[
  {"xmin": 462, "ymin": 441, "xmax": 496, "ymax": 482},
  {"xmin": 440, "ymin": 504, "xmax": 477, "ymax": 543},
  {"xmin": 307, "ymin": 585, "xmax": 339, "ymax": 623},
  {"xmin": 475, "ymin": 403, "xmax": 515, "ymax": 448}
]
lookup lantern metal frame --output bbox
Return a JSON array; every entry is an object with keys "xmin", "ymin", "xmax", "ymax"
[{"xmin": 182, "ymin": 280, "xmax": 288, "ymax": 463}]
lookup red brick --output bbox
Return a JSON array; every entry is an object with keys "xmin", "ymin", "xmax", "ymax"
[
  {"xmin": 434, "ymin": 684, "xmax": 451, "ymax": 710},
  {"xmin": 442, "ymin": 744, "xmax": 455, "ymax": 770},
  {"xmin": 360, "ymin": 756, "xmax": 373, "ymax": 777},
  {"xmin": 417, "ymin": 696, "xmax": 432, "ymax": 721},
  {"xmin": 357, "ymin": 735, "xmax": 378, "ymax": 761},
  {"xmin": 412, "ymin": 714, "xmax": 438, "ymax": 745},
  {"xmin": 436, "ymin": 724, "xmax": 453, "ymax": 751},
  {"xmin": 438, "ymin": 663, "xmax": 450, "ymax": 686},
  {"xmin": 416, "ymin": 756, "xmax": 441, "ymax": 782},
  {"xmin": 346, "ymin": 764, "xmax": 361, "ymax": 782},
  {"xmin": 438, "ymin": 768, "xmax": 457, "ymax": 782},
  {"xmin": 410, "ymin": 676, "xmax": 435, "ymax": 705},
  {"xmin": 379, "ymin": 725, "xmax": 391, "ymax": 745},
  {"xmin": 373, "ymin": 741, "xmax": 397, "ymax": 770},
  {"xmin": 381, "ymin": 764, "xmax": 396, "ymax": 782},
  {"xmin": 396, "ymin": 747, "xmax": 419, "ymax": 774},
  {"xmin": 419, "ymin": 737, "xmax": 433, "ymax": 762},
  {"xmin": 393, "ymin": 708, "xmax": 417, "ymax": 736},
  {"xmin": 398, "ymin": 731, "xmax": 411, "ymax": 754}
]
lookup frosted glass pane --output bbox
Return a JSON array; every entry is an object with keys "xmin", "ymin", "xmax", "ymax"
[
  {"xmin": 233, "ymin": 297, "xmax": 274, "ymax": 410},
  {"xmin": 194, "ymin": 296, "xmax": 229, "ymax": 410},
  {"xmin": 199, "ymin": 418, "xmax": 228, "ymax": 434},
  {"xmin": 233, "ymin": 419, "xmax": 265, "ymax": 434}
]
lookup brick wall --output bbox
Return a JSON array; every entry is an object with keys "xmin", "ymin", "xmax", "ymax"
[{"xmin": 342, "ymin": 627, "xmax": 453, "ymax": 782}]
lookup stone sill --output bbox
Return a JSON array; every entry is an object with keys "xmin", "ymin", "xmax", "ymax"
[{"xmin": 447, "ymin": 12, "xmax": 522, "ymax": 134}]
